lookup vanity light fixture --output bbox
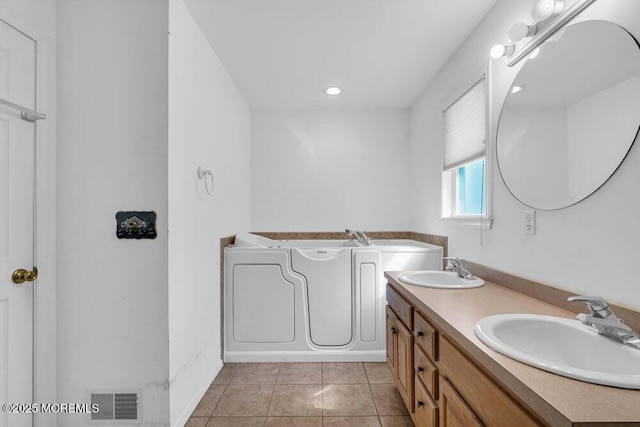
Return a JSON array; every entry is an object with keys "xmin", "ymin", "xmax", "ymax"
[
  {"xmin": 490, "ymin": 44, "xmax": 515, "ymax": 59},
  {"xmin": 508, "ymin": 22, "xmax": 537, "ymax": 43},
  {"xmin": 490, "ymin": 0, "xmax": 594, "ymax": 66},
  {"xmin": 324, "ymin": 86, "xmax": 343, "ymax": 96},
  {"xmin": 531, "ymin": 0, "xmax": 565, "ymax": 22},
  {"xmin": 511, "ymin": 85, "xmax": 525, "ymax": 94}
]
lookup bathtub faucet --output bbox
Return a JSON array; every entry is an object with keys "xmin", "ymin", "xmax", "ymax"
[{"xmin": 345, "ymin": 229, "xmax": 371, "ymax": 246}]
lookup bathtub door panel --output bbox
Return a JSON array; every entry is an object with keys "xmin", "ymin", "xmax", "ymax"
[
  {"xmin": 291, "ymin": 248, "xmax": 352, "ymax": 346},
  {"xmin": 232, "ymin": 264, "xmax": 295, "ymax": 343},
  {"xmin": 354, "ymin": 249, "xmax": 381, "ymax": 343}
]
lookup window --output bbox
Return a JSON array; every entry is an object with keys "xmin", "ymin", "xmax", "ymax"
[
  {"xmin": 441, "ymin": 76, "xmax": 492, "ymax": 225},
  {"xmin": 455, "ymin": 158, "xmax": 486, "ymax": 216}
]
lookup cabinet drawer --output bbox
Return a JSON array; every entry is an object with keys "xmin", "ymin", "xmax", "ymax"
[
  {"xmin": 414, "ymin": 311, "xmax": 438, "ymax": 360},
  {"xmin": 386, "ymin": 284, "xmax": 413, "ymax": 329},
  {"xmin": 414, "ymin": 374, "xmax": 438, "ymax": 427},
  {"xmin": 440, "ymin": 337, "xmax": 541, "ymax": 427},
  {"xmin": 415, "ymin": 344, "xmax": 438, "ymax": 399}
]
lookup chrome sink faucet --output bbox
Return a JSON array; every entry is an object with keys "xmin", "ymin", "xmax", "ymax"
[
  {"xmin": 443, "ymin": 256, "xmax": 475, "ymax": 279},
  {"xmin": 345, "ymin": 229, "xmax": 371, "ymax": 246},
  {"xmin": 568, "ymin": 295, "xmax": 640, "ymax": 350}
]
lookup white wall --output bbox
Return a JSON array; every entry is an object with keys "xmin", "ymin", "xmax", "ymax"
[
  {"xmin": 168, "ymin": 0, "xmax": 251, "ymax": 425},
  {"xmin": 0, "ymin": 1, "xmax": 56, "ymax": 425},
  {"xmin": 57, "ymin": 1, "xmax": 170, "ymax": 425},
  {"xmin": 410, "ymin": 0, "xmax": 640, "ymax": 309},
  {"xmin": 251, "ymin": 109, "xmax": 411, "ymax": 231}
]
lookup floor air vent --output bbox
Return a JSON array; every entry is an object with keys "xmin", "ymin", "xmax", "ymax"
[{"xmin": 90, "ymin": 392, "xmax": 140, "ymax": 422}]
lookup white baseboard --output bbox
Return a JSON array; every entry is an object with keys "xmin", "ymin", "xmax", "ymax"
[{"xmin": 224, "ymin": 350, "xmax": 386, "ymax": 363}]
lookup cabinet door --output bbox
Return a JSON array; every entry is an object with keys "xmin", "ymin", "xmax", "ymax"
[
  {"xmin": 440, "ymin": 377, "xmax": 483, "ymax": 427},
  {"xmin": 440, "ymin": 337, "xmax": 540, "ymax": 426},
  {"xmin": 386, "ymin": 305, "xmax": 397, "ymax": 373},
  {"xmin": 396, "ymin": 320, "xmax": 414, "ymax": 411}
]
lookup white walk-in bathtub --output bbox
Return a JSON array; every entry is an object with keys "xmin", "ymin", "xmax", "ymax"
[{"xmin": 224, "ymin": 232, "xmax": 443, "ymax": 362}]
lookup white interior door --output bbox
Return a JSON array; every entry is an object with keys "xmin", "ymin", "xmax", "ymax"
[{"xmin": 0, "ymin": 19, "xmax": 36, "ymax": 427}]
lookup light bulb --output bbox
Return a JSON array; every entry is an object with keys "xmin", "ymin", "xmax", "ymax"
[
  {"xmin": 323, "ymin": 86, "xmax": 343, "ymax": 96},
  {"xmin": 489, "ymin": 44, "xmax": 515, "ymax": 59},
  {"xmin": 508, "ymin": 23, "xmax": 537, "ymax": 43},
  {"xmin": 528, "ymin": 47, "xmax": 541, "ymax": 59},
  {"xmin": 531, "ymin": 0, "xmax": 564, "ymax": 22}
]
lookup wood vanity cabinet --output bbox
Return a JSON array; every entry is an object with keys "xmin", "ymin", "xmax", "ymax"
[
  {"xmin": 386, "ymin": 283, "xmax": 541, "ymax": 427},
  {"xmin": 387, "ymin": 284, "xmax": 438, "ymax": 426}
]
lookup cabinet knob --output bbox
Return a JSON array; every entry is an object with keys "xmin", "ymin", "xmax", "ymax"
[
  {"xmin": 416, "ymin": 330, "xmax": 424, "ymax": 337},
  {"xmin": 416, "ymin": 366, "xmax": 424, "ymax": 372},
  {"xmin": 390, "ymin": 327, "xmax": 397, "ymax": 334},
  {"xmin": 417, "ymin": 400, "xmax": 424, "ymax": 408}
]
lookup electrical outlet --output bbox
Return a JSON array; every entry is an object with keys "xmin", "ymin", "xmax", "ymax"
[{"xmin": 524, "ymin": 210, "xmax": 536, "ymax": 235}]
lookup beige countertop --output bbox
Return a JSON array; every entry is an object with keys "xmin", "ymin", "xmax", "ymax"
[{"xmin": 385, "ymin": 271, "xmax": 640, "ymax": 426}]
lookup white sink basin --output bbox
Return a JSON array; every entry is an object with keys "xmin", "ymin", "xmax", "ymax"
[
  {"xmin": 397, "ymin": 271, "xmax": 485, "ymax": 289},
  {"xmin": 474, "ymin": 314, "xmax": 640, "ymax": 389}
]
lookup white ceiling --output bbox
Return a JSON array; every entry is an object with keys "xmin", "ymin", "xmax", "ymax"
[{"xmin": 183, "ymin": 0, "xmax": 498, "ymax": 109}]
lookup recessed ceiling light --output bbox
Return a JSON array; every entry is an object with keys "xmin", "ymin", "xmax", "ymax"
[
  {"xmin": 324, "ymin": 86, "xmax": 343, "ymax": 96},
  {"xmin": 511, "ymin": 85, "xmax": 525, "ymax": 94}
]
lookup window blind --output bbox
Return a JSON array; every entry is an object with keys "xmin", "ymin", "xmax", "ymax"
[{"xmin": 443, "ymin": 77, "xmax": 486, "ymax": 170}]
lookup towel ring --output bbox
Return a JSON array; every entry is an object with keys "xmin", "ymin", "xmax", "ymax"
[{"xmin": 197, "ymin": 166, "xmax": 214, "ymax": 196}]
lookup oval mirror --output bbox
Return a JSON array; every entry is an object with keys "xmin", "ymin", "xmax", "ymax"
[{"xmin": 497, "ymin": 20, "xmax": 640, "ymax": 210}]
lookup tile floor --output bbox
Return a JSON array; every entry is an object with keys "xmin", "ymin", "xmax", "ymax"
[{"xmin": 186, "ymin": 362, "xmax": 414, "ymax": 427}]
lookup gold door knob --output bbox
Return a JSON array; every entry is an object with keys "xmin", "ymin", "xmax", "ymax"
[{"xmin": 12, "ymin": 267, "xmax": 37, "ymax": 284}]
